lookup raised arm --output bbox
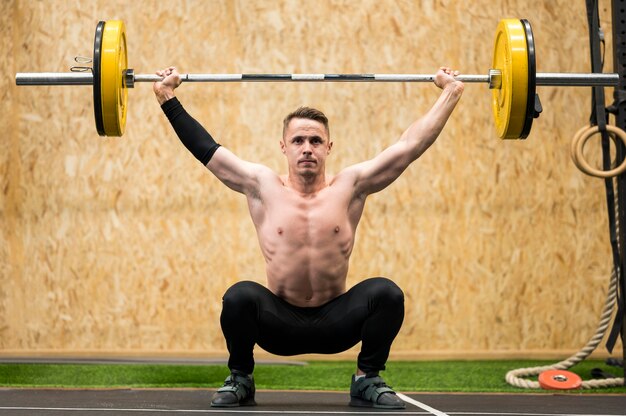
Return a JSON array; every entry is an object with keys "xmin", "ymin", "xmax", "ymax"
[
  {"xmin": 153, "ymin": 67, "xmax": 264, "ymax": 194},
  {"xmin": 347, "ymin": 67, "xmax": 464, "ymax": 197}
]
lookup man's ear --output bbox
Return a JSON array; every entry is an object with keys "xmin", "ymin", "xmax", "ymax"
[
  {"xmin": 327, "ymin": 141, "xmax": 333, "ymax": 154},
  {"xmin": 280, "ymin": 140, "xmax": 286, "ymax": 154}
]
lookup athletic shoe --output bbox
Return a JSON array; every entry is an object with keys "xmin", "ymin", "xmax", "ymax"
[
  {"xmin": 210, "ymin": 371, "xmax": 257, "ymax": 407},
  {"xmin": 349, "ymin": 374, "xmax": 405, "ymax": 409}
]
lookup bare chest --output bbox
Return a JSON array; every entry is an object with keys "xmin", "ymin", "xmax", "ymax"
[{"xmin": 272, "ymin": 191, "xmax": 352, "ymax": 245}]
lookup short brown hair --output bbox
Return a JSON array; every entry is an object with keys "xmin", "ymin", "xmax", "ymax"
[{"xmin": 282, "ymin": 107, "xmax": 329, "ymax": 138}]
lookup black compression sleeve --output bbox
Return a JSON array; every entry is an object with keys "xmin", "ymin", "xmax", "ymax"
[{"xmin": 161, "ymin": 97, "xmax": 221, "ymax": 165}]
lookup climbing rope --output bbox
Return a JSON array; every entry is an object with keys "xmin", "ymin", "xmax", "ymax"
[{"xmin": 506, "ymin": 172, "xmax": 624, "ymax": 389}]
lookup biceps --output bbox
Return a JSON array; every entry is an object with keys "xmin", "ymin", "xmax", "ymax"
[{"xmin": 206, "ymin": 147, "xmax": 260, "ymax": 194}]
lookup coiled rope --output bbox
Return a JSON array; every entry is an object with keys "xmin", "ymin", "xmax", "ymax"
[{"xmin": 505, "ymin": 267, "xmax": 623, "ymax": 388}]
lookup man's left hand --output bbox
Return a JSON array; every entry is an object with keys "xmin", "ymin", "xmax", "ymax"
[{"xmin": 434, "ymin": 67, "xmax": 462, "ymax": 90}]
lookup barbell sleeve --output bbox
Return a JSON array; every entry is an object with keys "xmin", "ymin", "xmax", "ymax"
[
  {"xmin": 14, "ymin": 71, "xmax": 621, "ymax": 87},
  {"xmin": 536, "ymin": 72, "xmax": 619, "ymax": 86},
  {"xmin": 16, "ymin": 72, "xmax": 94, "ymax": 86}
]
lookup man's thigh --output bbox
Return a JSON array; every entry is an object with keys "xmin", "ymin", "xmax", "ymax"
[{"xmin": 256, "ymin": 279, "xmax": 387, "ymax": 356}]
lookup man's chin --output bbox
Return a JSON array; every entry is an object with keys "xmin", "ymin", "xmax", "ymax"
[{"xmin": 297, "ymin": 168, "xmax": 318, "ymax": 178}]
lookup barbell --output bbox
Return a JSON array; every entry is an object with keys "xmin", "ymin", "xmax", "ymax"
[{"xmin": 15, "ymin": 18, "xmax": 620, "ymax": 139}]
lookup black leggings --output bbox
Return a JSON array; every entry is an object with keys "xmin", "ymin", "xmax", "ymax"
[{"xmin": 220, "ymin": 277, "xmax": 404, "ymax": 375}]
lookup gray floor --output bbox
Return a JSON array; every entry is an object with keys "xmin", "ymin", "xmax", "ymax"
[{"xmin": 0, "ymin": 388, "xmax": 625, "ymax": 416}]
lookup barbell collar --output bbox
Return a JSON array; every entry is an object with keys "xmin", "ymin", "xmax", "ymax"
[
  {"xmin": 125, "ymin": 68, "xmax": 135, "ymax": 88},
  {"xmin": 489, "ymin": 69, "xmax": 502, "ymax": 89},
  {"xmin": 15, "ymin": 71, "xmax": 620, "ymax": 87}
]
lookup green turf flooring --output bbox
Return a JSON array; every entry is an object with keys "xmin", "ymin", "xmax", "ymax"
[{"xmin": 0, "ymin": 360, "xmax": 623, "ymax": 393}]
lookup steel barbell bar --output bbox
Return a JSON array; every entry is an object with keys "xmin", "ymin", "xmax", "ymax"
[
  {"xmin": 14, "ymin": 71, "xmax": 619, "ymax": 86},
  {"xmin": 14, "ymin": 19, "xmax": 621, "ymax": 139}
]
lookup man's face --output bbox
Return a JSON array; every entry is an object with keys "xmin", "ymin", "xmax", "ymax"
[{"xmin": 281, "ymin": 118, "xmax": 332, "ymax": 177}]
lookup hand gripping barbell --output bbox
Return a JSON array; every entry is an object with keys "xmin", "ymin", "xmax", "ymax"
[{"xmin": 15, "ymin": 19, "xmax": 619, "ymax": 139}]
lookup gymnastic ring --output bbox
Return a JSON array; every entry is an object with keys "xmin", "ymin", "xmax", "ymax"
[
  {"xmin": 569, "ymin": 125, "xmax": 618, "ymax": 172},
  {"xmin": 570, "ymin": 125, "xmax": 626, "ymax": 178},
  {"xmin": 569, "ymin": 125, "xmax": 590, "ymax": 172},
  {"xmin": 571, "ymin": 125, "xmax": 626, "ymax": 178},
  {"xmin": 569, "ymin": 125, "xmax": 614, "ymax": 174}
]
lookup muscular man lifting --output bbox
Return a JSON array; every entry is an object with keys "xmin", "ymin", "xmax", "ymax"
[{"xmin": 153, "ymin": 67, "xmax": 463, "ymax": 408}]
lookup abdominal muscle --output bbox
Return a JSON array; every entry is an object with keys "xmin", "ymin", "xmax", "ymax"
[{"xmin": 264, "ymin": 242, "xmax": 351, "ymax": 307}]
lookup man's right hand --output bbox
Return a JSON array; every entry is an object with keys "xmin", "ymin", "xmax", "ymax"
[{"xmin": 153, "ymin": 66, "xmax": 182, "ymax": 105}]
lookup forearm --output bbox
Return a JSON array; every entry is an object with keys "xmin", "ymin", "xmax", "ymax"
[
  {"xmin": 401, "ymin": 82, "xmax": 463, "ymax": 158},
  {"xmin": 161, "ymin": 97, "xmax": 221, "ymax": 165}
]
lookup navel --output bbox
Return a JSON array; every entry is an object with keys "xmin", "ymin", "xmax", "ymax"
[
  {"xmin": 334, "ymin": 226, "xmax": 340, "ymax": 233},
  {"xmin": 277, "ymin": 227, "xmax": 283, "ymax": 235}
]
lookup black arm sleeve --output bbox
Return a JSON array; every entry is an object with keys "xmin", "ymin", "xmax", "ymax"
[{"xmin": 161, "ymin": 97, "xmax": 221, "ymax": 165}]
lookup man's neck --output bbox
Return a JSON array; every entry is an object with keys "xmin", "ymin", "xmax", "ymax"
[{"xmin": 286, "ymin": 172, "xmax": 327, "ymax": 195}]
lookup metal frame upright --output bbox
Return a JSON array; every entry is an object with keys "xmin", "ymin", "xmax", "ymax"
[{"xmin": 610, "ymin": 0, "xmax": 626, "ymax": 381}]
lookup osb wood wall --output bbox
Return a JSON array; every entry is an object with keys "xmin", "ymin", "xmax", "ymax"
[{"xmin": 1, "ymin": 0, "xmax": 623, "ymax": 359}]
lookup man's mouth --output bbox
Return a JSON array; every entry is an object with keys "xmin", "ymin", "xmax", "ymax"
[{"xmin": 299, "ymin": 159, "xmax": 316, "ymax": 164}]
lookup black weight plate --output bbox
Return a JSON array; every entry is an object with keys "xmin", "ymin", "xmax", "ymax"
[
  {"xmin": 93, "ymin": 21, "xmax": 105, "ymax": 136},
  {"xmin": 520, "ymin": 19, "xmax": 536, "ymax": 139}
]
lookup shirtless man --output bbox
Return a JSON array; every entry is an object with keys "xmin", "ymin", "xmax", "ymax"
[{"xmin": 153, "ymin": 67, "xmax": 464, "ymax": 409}]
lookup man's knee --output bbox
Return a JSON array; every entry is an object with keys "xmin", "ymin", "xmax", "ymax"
[
  {"xmin": 222, "ymin": 280, "xmax": 265, "ymax": 310},
  {"xmin": 369, "ymin": 277, "xmax": 404, "ymax": 306}
]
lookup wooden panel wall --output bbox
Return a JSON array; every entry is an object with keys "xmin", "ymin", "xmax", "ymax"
[{"xmin": 1, "ymin": 0, "xmax": 622, "ymax": 359}]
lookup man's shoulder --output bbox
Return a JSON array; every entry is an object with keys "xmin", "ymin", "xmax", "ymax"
[
  {"xmin": 254, "ymin": 167, "xmax": 285, "ymax": 189},
  {"xmin": 249, "ymin": 163, "xmax": 280, "ymax": 179},
  {"xmin": 330, "ymin": 165, "xmax": 360, "ymax": 185}
]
